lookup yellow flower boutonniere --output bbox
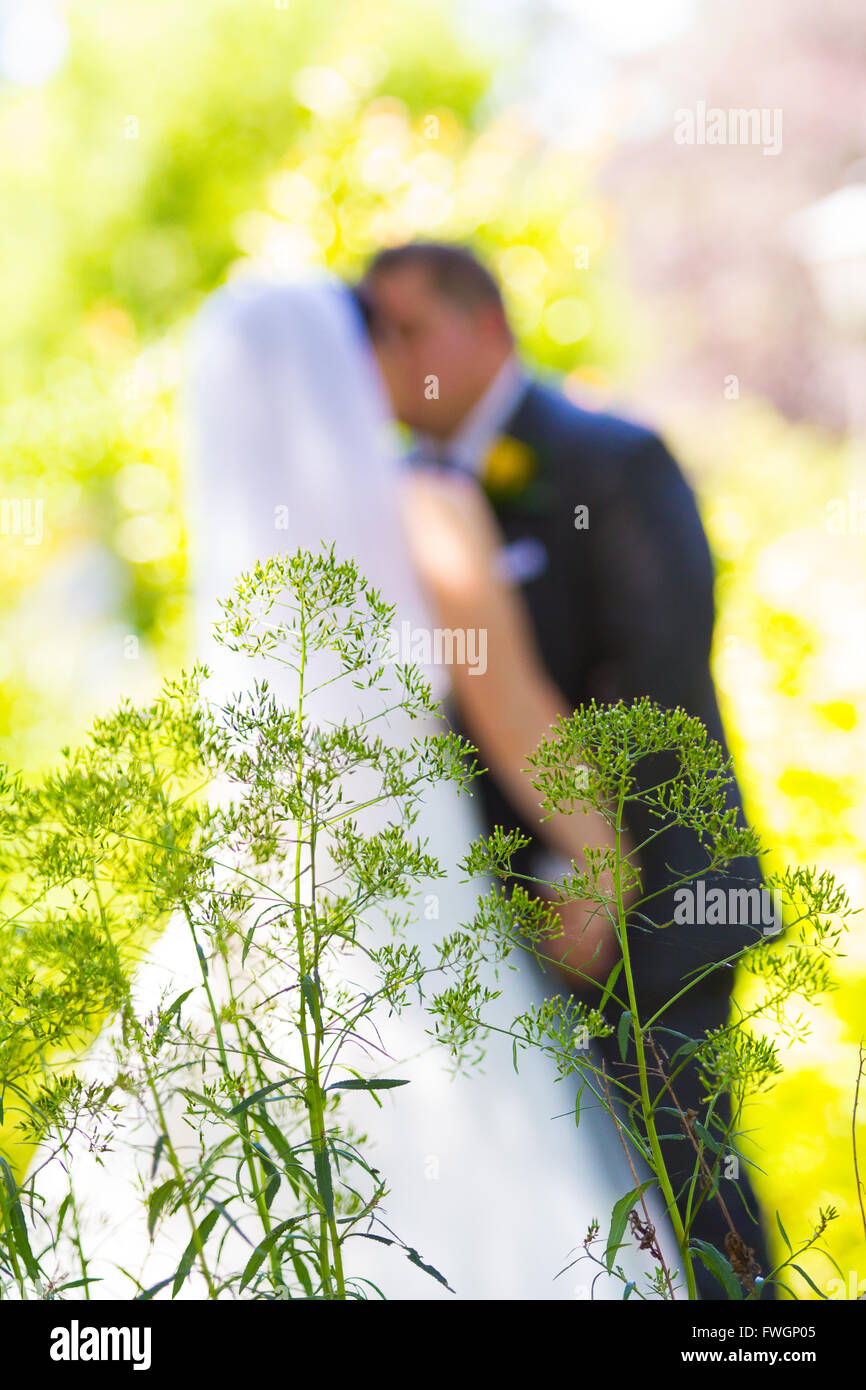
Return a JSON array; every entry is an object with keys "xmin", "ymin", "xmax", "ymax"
[{"xmin": 480, "ymin": 435, "xmax": 537, "ymax": 501}]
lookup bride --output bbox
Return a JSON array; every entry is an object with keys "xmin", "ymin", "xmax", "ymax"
[{"xmin": 179, "ymin": 269, "xmax": 683, "ymax": 1301}]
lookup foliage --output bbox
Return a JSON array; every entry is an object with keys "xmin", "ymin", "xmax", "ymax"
[
  {"xmin": 463, "ymin": 694, "xmax": 856, "ymax": 1299},
  {"xmin": 0, "ymin": 547, "xmax": 492, "ymax": 1298},
  {"xmin": 0, "ymin": 547, "xmax": 857, "ymax": 1300}
]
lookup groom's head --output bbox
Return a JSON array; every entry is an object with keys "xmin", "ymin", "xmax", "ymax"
[{"xmin": 361, "ymin": 242, "xmax": 513, "ymax": 438}]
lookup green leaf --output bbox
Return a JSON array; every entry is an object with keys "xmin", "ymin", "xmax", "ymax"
[
  {"xmin": 313, "ymin": 1146, "xmax": 334, "ymax": 1222},
  {"xmin": 254, "ymin": 1115, "xmax": 309, "ymax": 1202},
  {"xmin": 775, "ymin": 1210, "xmax": 793, "ymax": 1253},
  {"xmin": 326, "ymin": 1078, "xmax": 409, "ymax": 1092},
  {"xmin": 599, "ymin": 958, "xmax": 623, "ymax": 1010},
  {"xmin": 669, "ymin": 1039, "xmax": 704, "ymax": 1064},
  {"xmin": 172, "ymin": 1208, "xmax": 220, "ymax": 1298},
  {"xmin": 791, "ymin": 1264, "xmax": 829, "ymax": 1299},
  {"xmin": 693, "ymin": 1122, "xmax": 722, "ymax": 1155},
  {"xmin": 56, "ymin": 1192, "xmax": 72, "ymax": 1238},
  {"xmin": 605, "ymin": 1181, "xmax": 653, "ymax": 1272},
  {"xmin": 151, "ymin": 1133, "xmax": 167, "ymax": 1179},
  {"xmin": 300, "ymin": 974, "xmax": 318, "ymax": 1019},
  {"xmin": 291, "ymin": 1251, "xmax": 314, "ymax": 1297},
  {"xmin": 203, "ymin": 1195, "xmax": 255, "ymax": 1251},
  {"xmin": 153, "ymin": 988, "xmax": 194, "ymax": 1050},
  {"xmin": 574, "ymin": 1079, "xmax": 585, "ymax": 1131},
  {"xmin": 0, "ymin": 1155, "xmax": 41, "ymax": 1282},
  {"xmin": 178, "ymin": 1086, "xmax": 233, "ymax": 1121},
  {"xmin": 54, "ymin": 1277, "xmax": 102, "ymax": 1294},
  {"xmin": 135, "ymin": 1276, "xmax": 175, "ymax": 1301},
  {"xmin": 241, "ymin": 918, "xmax": 258, "ymax": 967},
  {"xmin": 617, "ymin": 1009, "xmax": 632, "ymax": 1063},
  {"xmin": 227, "ymin": 1077, "xmax": 296, "ymax": 1116},
  {"xmin": 359, "ymin": 1231, "xmax": 454, "ymax": 1291},
  {"xmin": 239, "ymin": 1217, "xmax": 302, "ymax": 1291},
  {"xmin": 405, "ymin": 1245, "xmax": 453, "ymax": 1290},
  {"xmin": 147, "ymin": 1179, "xmax": 177, "ymax": 1238},
  {"xmin": 691, "ymin": 1239, "xmax": 743, "ymax": 1300}
]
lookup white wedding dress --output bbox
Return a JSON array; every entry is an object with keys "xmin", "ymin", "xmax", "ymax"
[{"xmin": 34, "ymin": 275, "xmax": 678, "ymax": 1302}]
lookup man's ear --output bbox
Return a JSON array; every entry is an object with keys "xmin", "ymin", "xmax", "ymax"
[{"xmin": 478, "ymin": 301, "xmax": 512, "ymax": 345}]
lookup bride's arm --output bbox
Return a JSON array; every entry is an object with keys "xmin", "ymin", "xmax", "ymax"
[{"xmin": 400, "ymin": 471, "xmax": 636, "ymax": 988}]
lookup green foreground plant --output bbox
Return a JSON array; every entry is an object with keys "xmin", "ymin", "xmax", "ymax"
[
  {"xmin": 0, "ymin": 546, "xmax": 858, "ymax": 1300},
  {"xmin": 464, "ymin": 700, "xmax": 857, "ymax": 1300}
]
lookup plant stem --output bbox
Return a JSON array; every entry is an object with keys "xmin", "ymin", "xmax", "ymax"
[
  {"xmin": 136, "ymin": 1021, "xmax": 218, "ymax": 1299},
  {"xmin": 222, "ymin": 949, "xmax": 282, "ymax": 1288},
  {"xmin": 180, "ymin": 900, "xmax": 280, "ymax": 1286},
  {"xmin": 291, "ymin": 601, "xmax": 343, "ymax": 1298},
  {"xmin": 612, "ymin": 790, "xmax": 697, "ymax": 1300}
]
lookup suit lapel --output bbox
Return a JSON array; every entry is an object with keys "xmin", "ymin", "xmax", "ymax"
[{"xmin": 481, "ymin": 381, "xmax": 594, "ymax": 700}]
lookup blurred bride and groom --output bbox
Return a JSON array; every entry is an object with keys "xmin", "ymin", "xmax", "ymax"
[{"xmin": 184, "ymin": 242, "xmax": 771, "ymax": 1299}]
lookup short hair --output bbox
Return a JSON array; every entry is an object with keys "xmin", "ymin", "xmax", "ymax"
[{"xmin": 364, "ymin": 241, "xmax": 504, "ymax": 312}]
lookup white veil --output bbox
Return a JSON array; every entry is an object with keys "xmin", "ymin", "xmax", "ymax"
[{"xmin": 184, "ymin": 272, "xmax": 445, "ymax": 712}]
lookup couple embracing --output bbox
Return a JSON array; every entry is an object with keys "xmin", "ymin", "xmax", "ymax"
[{"xmin": 187, "ymin": 241, "xmax": 771, "ymax": 1300}]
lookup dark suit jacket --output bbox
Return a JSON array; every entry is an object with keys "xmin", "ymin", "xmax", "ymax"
[
  {"xmin": 470, "ymin": 379, "xmax": 766, "ymax": 1002},
  {"xmin": 452, "ymin": 378, "xmax": 772, "ymax": 1293}
]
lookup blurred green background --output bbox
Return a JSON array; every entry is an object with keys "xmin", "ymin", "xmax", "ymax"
[{"xmin": 0, "ymin": 0, "xmax": 863, "ymax": 1297}]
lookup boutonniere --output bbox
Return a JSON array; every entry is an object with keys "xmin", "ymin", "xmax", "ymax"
[{"xmin": 480, "ymin": 435, "xmax": 537, "ymax": 502}]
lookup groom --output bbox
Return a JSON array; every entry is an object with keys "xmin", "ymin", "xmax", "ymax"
[{"xmin": 359, "ymin": 241, "xmax": 773, "ymax": 1298}]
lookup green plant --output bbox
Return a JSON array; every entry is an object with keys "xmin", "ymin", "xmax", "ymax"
[
  {"xmin": 0, "ymin": 547, "xmax": 857, "ymax": 1300},
  {"xmin": 462, "ymin": 698, "xmax": 857, "ymax": 1299},
  {"xmin": 0, "ymin": 546, "xmax": 492, "ymax": 1299}
]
